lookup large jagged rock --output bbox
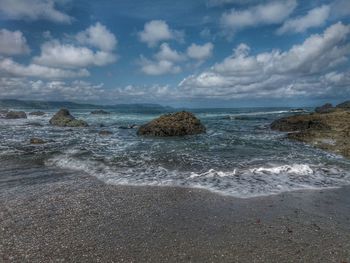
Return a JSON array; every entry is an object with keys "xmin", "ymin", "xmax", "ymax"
[
  {"xmin": 271, "ymin": 109, "xmax": 350, "ymax": 158},
  {"xmin": 4, "ymin": 111, "xmax": 27, "ymax": 119},
  {"xmin": 315, "ymin": 103, "xmax": 334, "ymax": 114},
  {"xmin": 49, "ymin": 109, "xmax": 88, "ymax": 127},
  {"xmin": 137, "ymin": 111, "xmax": 206, "ymax": 137}
]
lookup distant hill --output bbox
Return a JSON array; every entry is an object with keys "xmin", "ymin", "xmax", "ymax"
[{"xmin": 0, "ymin": 99, "xmax": 173, "ymax": 113}]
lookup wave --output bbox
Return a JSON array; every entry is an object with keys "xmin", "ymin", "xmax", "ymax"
[{"xmin": 46, "ymin": 151, "xmax": 350, "ymax": 198}]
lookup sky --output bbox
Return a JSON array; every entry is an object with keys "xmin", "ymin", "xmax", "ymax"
[{"xmin": 0, "ymin": 0, "xmax": 349, "ymax": 107}]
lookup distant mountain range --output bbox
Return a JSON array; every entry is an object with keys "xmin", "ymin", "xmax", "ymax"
[{"xmin": 0, "ymin": 99, "xmax": 173, "ymax": 113}]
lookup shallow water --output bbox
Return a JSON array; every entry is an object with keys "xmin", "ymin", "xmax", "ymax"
[{"xmin": 1, "ymin": 107, "xmax": 350, "ymax": 198}]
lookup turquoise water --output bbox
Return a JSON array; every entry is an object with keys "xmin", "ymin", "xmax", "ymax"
[{"xmin": 1, "ymin": 107, "xmax": 350, "ymax": 198}]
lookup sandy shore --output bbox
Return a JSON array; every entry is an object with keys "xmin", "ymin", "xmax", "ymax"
[{"xmin": 1, "ymin": 166, "xmax": 350, "ymax": 262}]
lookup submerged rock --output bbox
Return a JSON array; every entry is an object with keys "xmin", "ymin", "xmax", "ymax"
[
  {"xmin": 5, "ymin": 111, "xmax": 27, "ymax": 119},
  {"xmin": 99, "ymin": 130, "xmax": 113, "ymax": 136},
  {"xmin": 29, "ymin": 111, "xmax": 45, "ymax": 116},
  {"xmin": 30, "ymin": 138, "xmax": 46, "ymax": 144},
  {"xmin": 0, "ymin": 109, "xmax": 8, "ymax": 118},
  {"xmin": 315, "ymin": 103, "xmax": 334, "ymax": 114},
  {"xmin": 119, "ymin": 124, "xmax": 138, "ymax": 129},
  {"xmin": 271, "ymin": 109, "xmax": 350, "ymax": 158},
  {"xmin": 91, "ymin": 110, "xmax": 110, "ymax": 115},
  {"xmin": 49, "ymin": 109, "xmax": 88, "ymax": 127},
  {"xmin": 137, "ymin": 111, "xmax": 206, "ymax": 137}
]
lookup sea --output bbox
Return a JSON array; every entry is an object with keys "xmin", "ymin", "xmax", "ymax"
[{"xmin": 1, "ymin": 106, "xmax": 350, "ymax": 198}]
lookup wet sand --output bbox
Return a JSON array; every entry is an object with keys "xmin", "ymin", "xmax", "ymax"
[{"xmin": 1, "ymin": 165, "xmax": 350, "ymax": 262}]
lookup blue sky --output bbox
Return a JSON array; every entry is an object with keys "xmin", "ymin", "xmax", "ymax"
[{"xmin": 0, "ymin": 0, "xmax": 349, "ymax": 107}]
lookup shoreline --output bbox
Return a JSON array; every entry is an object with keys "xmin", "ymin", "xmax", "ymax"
[{"xmin": 1, "ymin": 168, "xmax": 350, "ymax": 262}]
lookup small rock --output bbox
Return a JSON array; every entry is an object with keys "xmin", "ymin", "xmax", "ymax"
[
  {"xmin": 119, "ymin": 124, "xmax": 138, "ymax": 129},
  {"xmin": 29, "ymin": 111, "xmax": 45, "ymax": 116},
  {"xmin": 30, "ymin": 138, "xmax": 46, "ymax": 144},
  {"xmin": 99, "ymin": 130, "xmax": 113, "ymax": 136},
  {"xmin": 5, "ymin": 111, "xmax": 27, "ymax": 119},
  {"xmin": 49, "ymin": 109, "xmax": 88, "ymax": 127},
  {"xmin": 91, "ymin": 110, "xmax": 110, "ymax": 115}
]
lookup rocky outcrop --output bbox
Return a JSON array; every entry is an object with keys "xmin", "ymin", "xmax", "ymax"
[
  {"xmin": 271, "ymin": 109, "xmax": 350, "ymax": 158},
  {"xmin": 91, "ymin": 110, "xmax": 110, "ymax": 115},
  {"xmin": 336, "ymin": 101, "xmax": 350, "ymax": 109},
  {"xmin": 315, "ymin": 103, "xmax": 334, "ymax": 114},
  {"xmin": 49, "ymin": 109, "xmax": 88, "ymax": 127},
  {"xmin": 137, "ymin": 111, "xmax": 206, "ymax": 137},
  {"xmin": 4, "ymin": 111, "xmax": 27, "ymax": 119},
  {"xmin": 29, "ymin": 111, "xmax": 45, "ymax": 116},
  {"xmin": 30, "ymin": 138, "xmax": 46, "ymax": 144}
]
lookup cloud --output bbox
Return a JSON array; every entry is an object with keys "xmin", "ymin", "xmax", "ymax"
[
  {"xmin": 221, "ymin": 0, "xmax": 297, "ymax": 33},
  {"xmin": 0, "ymin": 29, "xmax": 30, "ymax": 55},
  {"xmin": 139, "ymin": 42, "xmax": 215, "ymax": 75},
  {"xmin": 155, "ymin": 43, "xmax": 185, "ymax": 62},
  {"xmin": 138, "ymin": 20, "xmax": 184, "ymax": 47},
  {"xmin": 139, "ymin": 56, "xmax": 181, "ymax": 76},
  {"xmin": 76, "ymin": 22, "xmax": 117, "ymax": 52},
  {"xmin": 187, "ymin": 43, "xmax": 214, "ymax": 61},
  {"xmin": 277, "ymin": 5, "xmax": 330, "ymax": 34},
  {"xmin": 179, "ymin": 22, "xmax": 350, "ymax": 99},
  {"xmin": 0, "ymin": 0, "xmax": 72, "ymax": 23},
  {"xmin": 0, "ymin": 57, "xmax": 89, "ymax": 79},
  {"xmin": 0, "ymin": 78, "xmax": 105, "ymax": 101},
  {"xmin": 0, "ymin": 77, "xmax": 174, "ymax": 103},
  {"xmin": 138, "ymin": 43, "xmax": 184, "ymax": 75},
  {"xmin": 33, "ymin": 40, "xmax": 117, "ymax": 69}
]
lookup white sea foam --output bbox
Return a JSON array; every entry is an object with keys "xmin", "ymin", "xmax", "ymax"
[
  {"xmin": 46, "ymin": 152, "xmax": 350, "ymax": 198},
  {"xmin": 250, "ymin": 164, "xmax": 314, "ymax": 175}
]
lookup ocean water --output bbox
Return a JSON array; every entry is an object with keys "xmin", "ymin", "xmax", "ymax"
[{"xmin": 1, "ymin": 107, "xmax": 350, "ymax": 198}]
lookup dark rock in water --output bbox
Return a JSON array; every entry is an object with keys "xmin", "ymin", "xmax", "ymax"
[
  {"xmin": 315, "ymin": 103, "xmax": 334, "ymax": 114},
  {"xmin": 27, "ymin": 122, "xmax": 43, "ymax": 127},
  {"xmin": 271, "ymin": 110, "xmax": 350, "ymax": 158},
  {"xmin": 0, "ymin": 109, "xmax": 8, "ymax": 117},
  {"xmin": 336, "ymin": 100, "xmax": 350, "ymax": 109},
  {"xmin": 30, "ymin": 138, "xmax": 46, "ymax": 144},
  {"xmin": 119, "ymin": 124, "xmax": 139, "ymax": 129},
  {"xmin": 137, "ymin": 111, "xmax": 206, "ymax": 137},
  {"xmin": 99, "ymin": 130, "xmax": 113, "ymax": 136},
  {"xmin": 270, "ymin": 115, "xmax": 329, "ymax": 132},
  {"xmin": 29, "ymin": 111, "xmax": 45, "ymax": 116},
  {"xmin": 91, "ymin": 110, "xmax": 110, "ymax": 115},
  {"xmin": 232, "ymin": 116, "xmax": 268, "ymax": 121},
  {"xmin": 49, "ymin": 109, "xmax": 88, "ymax": 127},
  {"xmin": 5, "ymin": 111, "xmax": 27, "ymax": 119}
]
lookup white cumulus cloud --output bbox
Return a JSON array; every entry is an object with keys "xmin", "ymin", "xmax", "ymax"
[
  {"xmin": 0, "ymin": 57, "xmax": 89, "ymax": 79},
  {"xmin": 187, "ymin": 43, "xmax": 214, "ymax": 61},
  {"xmin": 179, "ymin": 22, "xmax": 350, "ymax": 100},
  {"xmin": 138, "ymin": 20, "xmax": 184, "ymax": 47},
  {"xmin": 0, "ymin": 0, "xmax": 72, "ymax": 23},
  {"xmin": 277, "ymin": 5, "xmax": 330, "ymax": 34},
  {"xmin": 221, "ymin": 0, "xmax": 297, "ymax": 33},
  {"xmin": 0, "ymin": 29, "xmax": 30, "ymax": 55},
  {"xmin": 76, "ymin": 22, "xmax": 117, "ymax": 52},
  {"xmin": 33, "ymin": 40, "xmax": 116, "ymax": 69}
]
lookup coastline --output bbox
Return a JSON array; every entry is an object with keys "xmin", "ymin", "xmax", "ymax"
[{"xmin": 1, "ymin": 166, "xmax": 350, "ymax": 262}]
